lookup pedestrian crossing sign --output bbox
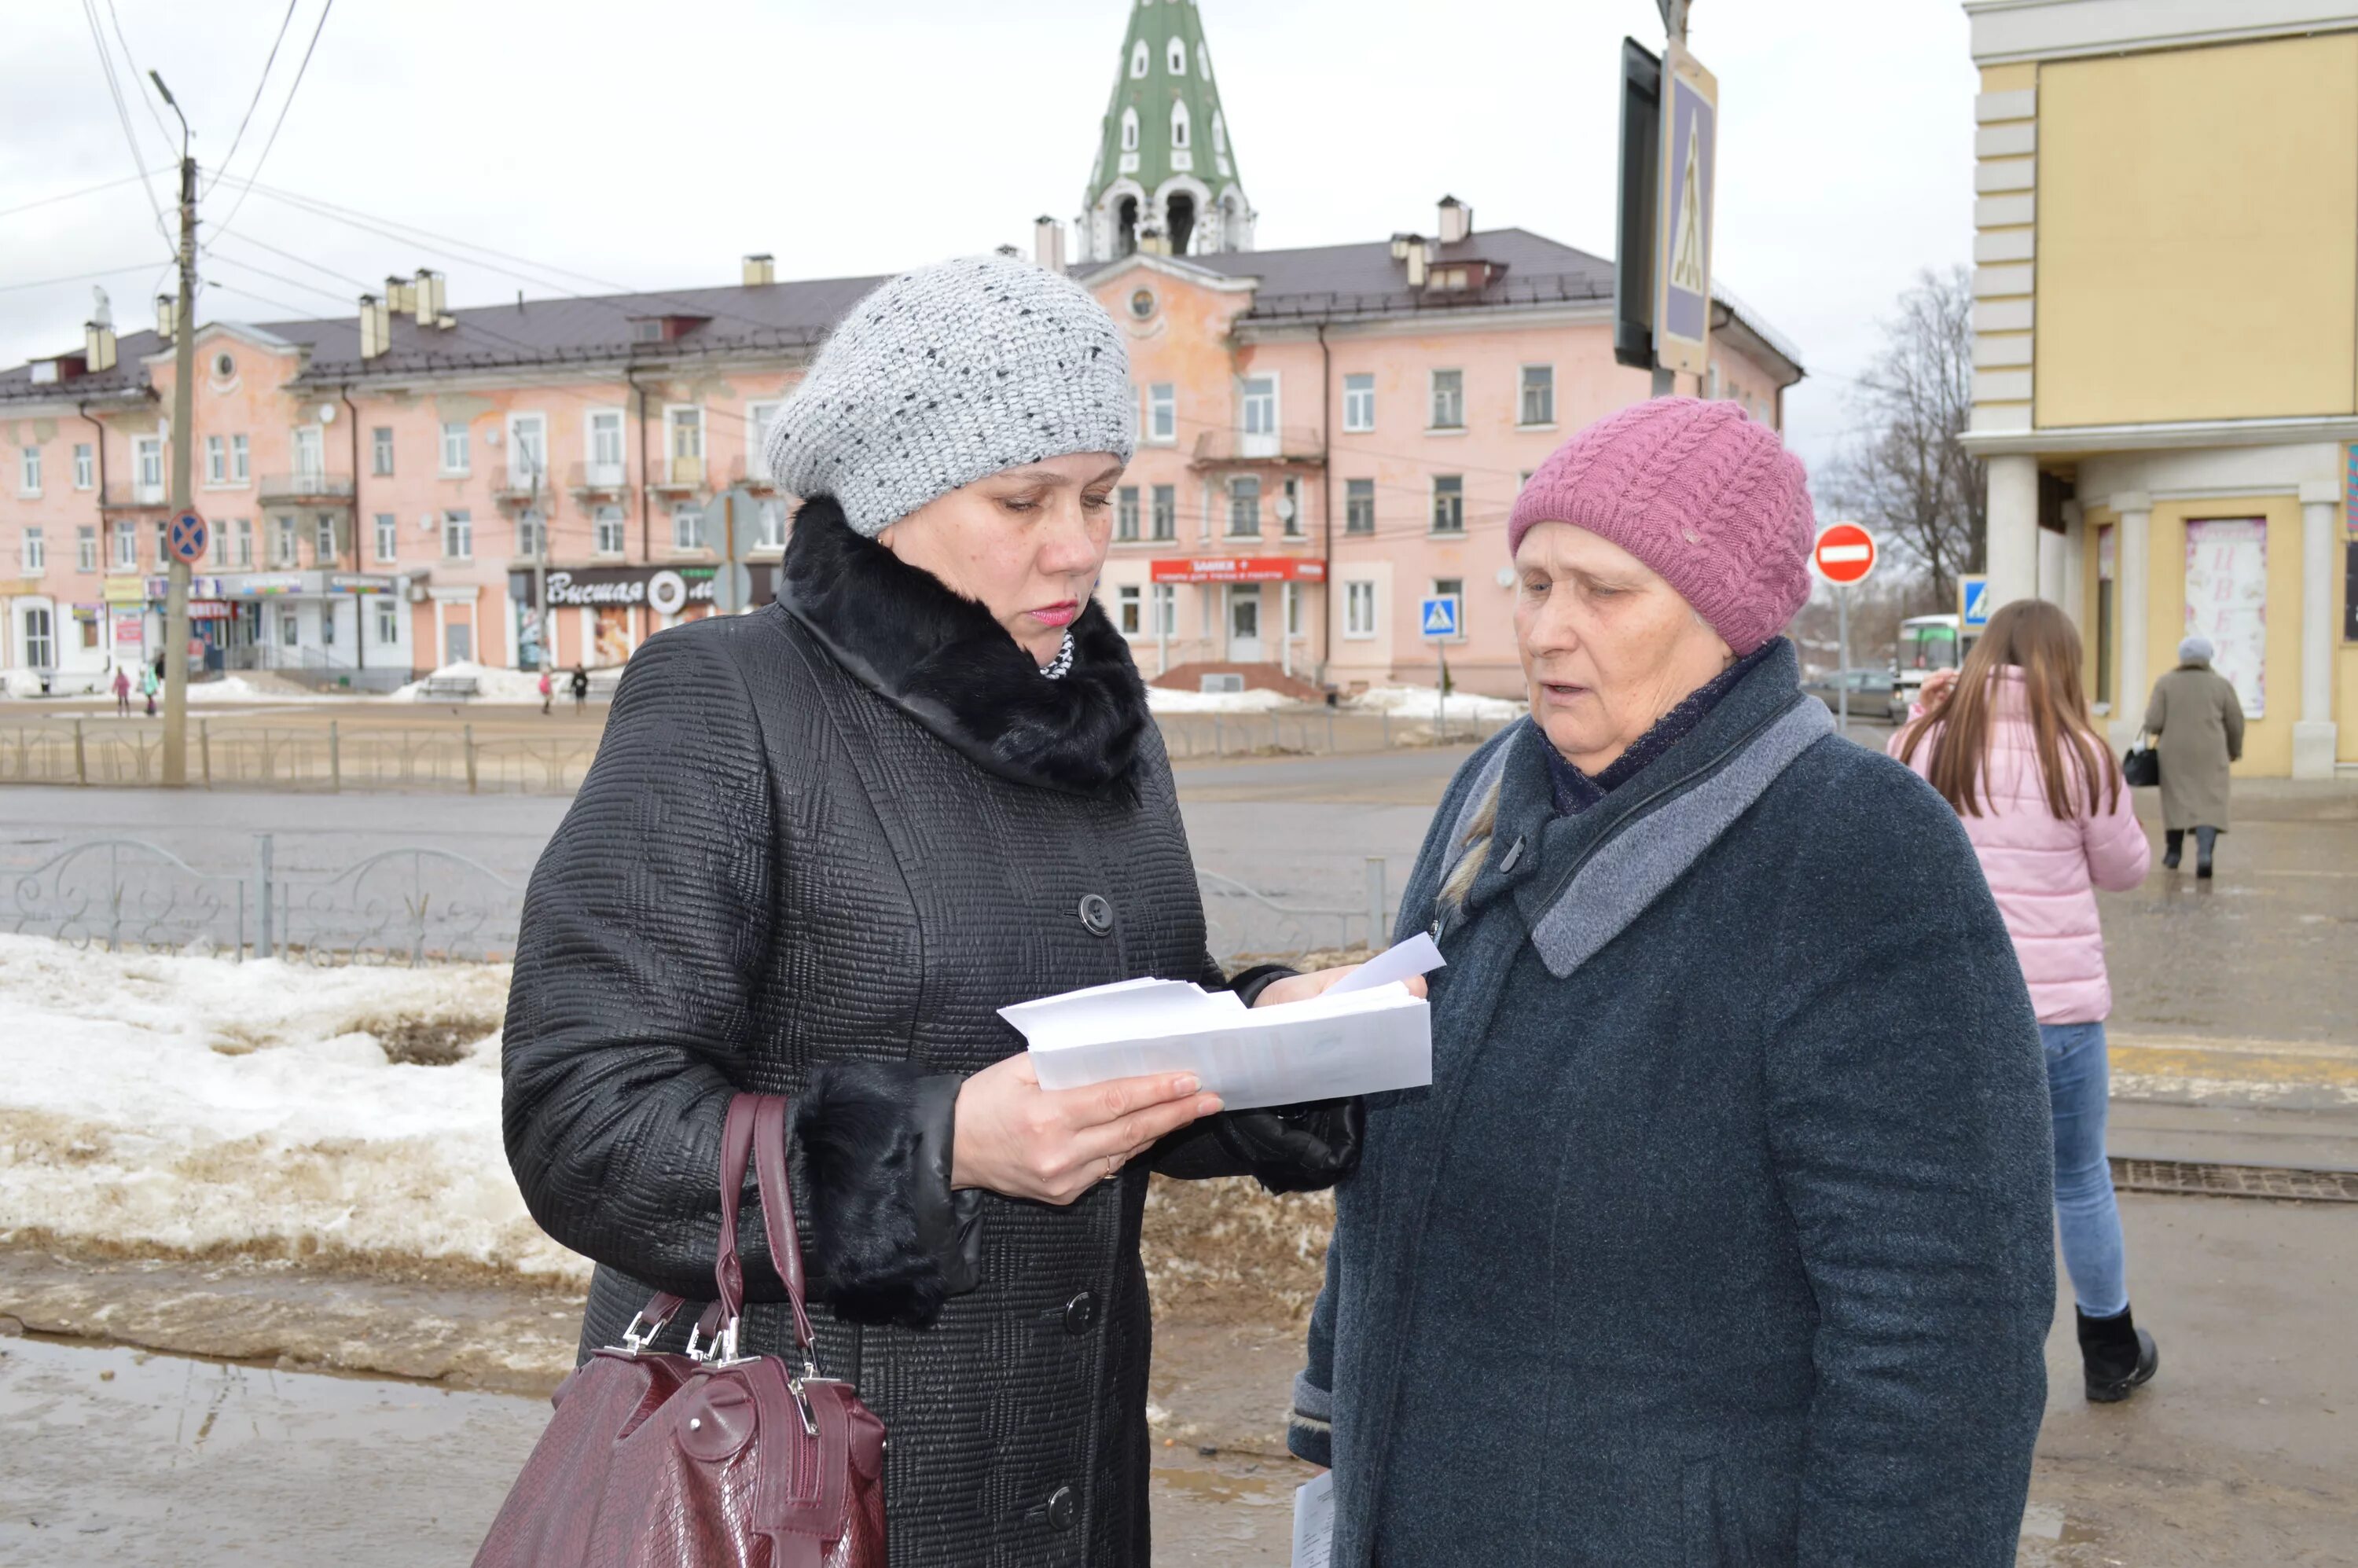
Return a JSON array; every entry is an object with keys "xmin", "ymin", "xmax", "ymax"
[
  {"xmin": 1419, "ymin": 596, "xmax": 1460, "ymax": 639},
  {"xmin": 1959, "ymin": 574, "xmax": 1993, "ymax": 630}
]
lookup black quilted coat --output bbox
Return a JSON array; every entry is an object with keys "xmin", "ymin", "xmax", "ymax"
[{"xmin": 503, "ymin": 499, "xmax": 1329, "ymax": 1567}]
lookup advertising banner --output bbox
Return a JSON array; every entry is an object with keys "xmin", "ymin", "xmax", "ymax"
[{"xmin": 2184, "ymin": 517, "xmax": 2266, "ymax": 718}]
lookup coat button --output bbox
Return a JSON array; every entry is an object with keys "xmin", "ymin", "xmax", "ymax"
[
  {"xmin": 1045, "ymin": 1485, "xmax": 1077, "ymax": 1531},
  {"xmin": 1063, "ymin": 1291, "xmax": 1098, "ymax": 1335},
  {"xmin": 1078, "ymin": 894, "xmax": 1115, "ymax": 936}
]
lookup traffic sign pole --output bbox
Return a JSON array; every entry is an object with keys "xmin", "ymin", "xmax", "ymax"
[{"xmin": 1836, "ymin": 583, "xmax": 1850, "ymax": 738}]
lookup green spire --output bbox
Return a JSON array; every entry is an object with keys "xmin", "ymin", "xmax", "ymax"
[{"xmin": 1081, "ymin": 0, "xmax": 1253, "ymax": 260}]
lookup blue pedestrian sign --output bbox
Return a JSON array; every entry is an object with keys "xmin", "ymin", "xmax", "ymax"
[
  {"xmin": 166, "ymin": 509, "xmax": 209, "ymax": 564},
  {"xmin": 1419, "ymin": 596, "xmax": 1460, "ymax": 640},
  {"xmin": 1959, "ymin": 574, "xmax": 1993, "ymax": 631}
]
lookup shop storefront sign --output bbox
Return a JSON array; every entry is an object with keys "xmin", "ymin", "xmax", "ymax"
[
  {"xmin": 511, "ymin": 563, "xmax": 778, "ymax": 612},
  {"xmin": 101, "ymin": 576, "xmax": 149, "ymax": 605},
  {"xmin": 327, "ymin": 574, "xmax": 396, "ymax": 595},
  {"xmin": 221, "ymin": 572, "xmax": 307, "ymax": 598},
  {"xmin": 1149, "ymin": 556, "xmax": 1328, "ymax": 585},
  {"xmin": 186, "ymin": 600, "xmax": 233, "ymax": 621}
]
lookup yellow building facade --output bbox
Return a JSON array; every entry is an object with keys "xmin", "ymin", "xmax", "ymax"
[{"xmin": 1963, "ymin": 0, "xmax": 2358, "ymax": 777}]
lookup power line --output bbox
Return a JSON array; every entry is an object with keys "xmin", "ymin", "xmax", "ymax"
[
  {"xmin": 0, "ymin": 259, "xmax": 180, "ymax": 296},
  {"xmin": 0, "ymin": 169, "xmax": 168, "ymax": 224},
  {"xmin": 202, "ymin": 251, "xmax": 357, "ymax": 311},
  {"xmin": 207, "ymin": 0, "xmax": 303, "ymax": 197},
  {"xmin": 76, "ymin": 0, "xmax": 169, "ymax": 244},
  {"xmin": 207, "ymin": 0, "xmax": 336, "ymax": 243},
  {"xmin": 207, "ymin": 231, "xmax": 370, "ymax": 293},
  {"xmin": 102, "ymin": 0, "xmax": 178, "ymax": 160}
]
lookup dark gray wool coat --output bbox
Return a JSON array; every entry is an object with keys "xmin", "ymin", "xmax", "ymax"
[
  {"xmin": 1287, "ymin": 641, "xmax": 2056, "ymax": 1568},
  {"xmin": 503, "ymin": 499, "xmax": 1335, "ymax": 1568}
]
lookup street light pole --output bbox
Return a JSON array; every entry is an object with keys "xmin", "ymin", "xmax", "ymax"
[{"xmin": 153, "ymin": 71, "xmax": 196, "ymax": 787}]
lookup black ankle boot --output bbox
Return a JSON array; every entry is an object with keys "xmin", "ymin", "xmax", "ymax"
[
  {"xmin": 2163, "ymin": 830, "xmax": 2184, "ymax": 870},
  {"xmin": 2077, "ymin": 1305, "xmax": 2159, "ymax": 1402},
  {"xmin": 2195, "ymin": 826, "xmax": 2217, "ymax": 879}
]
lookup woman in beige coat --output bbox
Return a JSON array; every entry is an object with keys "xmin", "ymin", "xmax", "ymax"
[{"xmin": 2143, "ymin": 634, "xmax": 2244, "ymax": 878}]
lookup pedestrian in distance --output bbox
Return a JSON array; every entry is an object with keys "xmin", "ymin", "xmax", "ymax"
[
  {"xmin": 536, "ymin": 666, "xmax": 552, "ymax": 715},
  {"xmin": 138, "ymin": 662, "xmax": 157, "ymax": 718},
  {"xmin": 2143, "ymin": 634, "xmax": 2243, "ymax": 878},
  {"xmin": 111, "ymin": 664, "xmax": 130, "ymax": 717},
  {"xmin": 501, "ymin": 255, "xmax": 1379, "ymax": 1568},
  {"xmin": 567, "ymin": 662, "xmax": 588, "ymax": 714},
  {"xmin": 1289, "ymin": 398, "xmax": 2054, "ymax": 1567},
  {"xmin": 1894, "ymin": 599, "xmax": 2160, "ymax": 1404}
]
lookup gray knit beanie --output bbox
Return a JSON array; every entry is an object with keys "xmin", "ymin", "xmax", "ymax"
[
  {"xmin": 764, "ymin": 255, "xmax": 1137, "ymax": 537},
  {"xmin": 2179, "ymin": 634, "xmax": 2214, "ymax": 664}
]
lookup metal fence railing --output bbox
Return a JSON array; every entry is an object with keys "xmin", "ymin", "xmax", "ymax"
[{"xmin": 5, "ymin": 835, "xmax": 1389, "ymax": 968}]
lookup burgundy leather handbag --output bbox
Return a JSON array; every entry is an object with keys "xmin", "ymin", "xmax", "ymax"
[{"xmin": 474, "ymin": 1094, "xmax": 887, "ymax": 1568}]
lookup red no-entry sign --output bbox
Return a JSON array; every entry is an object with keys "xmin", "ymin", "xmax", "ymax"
[{"xmin": 1813, "ymin": 521, "xmax": 1876, "ymax": 586}]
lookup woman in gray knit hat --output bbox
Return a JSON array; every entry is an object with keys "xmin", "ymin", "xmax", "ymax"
[{"xmin": 501, "ymin": 254, "xmax": 1375, "ymax": 1565}]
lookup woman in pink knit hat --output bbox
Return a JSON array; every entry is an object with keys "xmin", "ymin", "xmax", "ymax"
[{"xmin": 1287, "ymin": 398, "xmax": 2055, "ymax": 1566}]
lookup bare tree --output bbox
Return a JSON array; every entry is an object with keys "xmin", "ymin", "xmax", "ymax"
[{"xmin": 1822, "ymin": 266, "xmax": 1984, "ymax": 608}]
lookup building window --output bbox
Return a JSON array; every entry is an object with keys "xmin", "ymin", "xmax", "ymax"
[
  {"xmin": 1148, "ymin": 384, "xmax": 1176, "ymax": 444},
  {"xmin": 590, "ymin": 502, "xmax": 627, "ymax": 556},
  {"xmin": 746, "ymin": 402, "xmax": 782, "ymax": 482},
  {"xmin": 439, "ymin": 421, "xmax": 469, "ymax": 476},
  {"xmin": 1151, "ymin": 582, "xmax": 1176, "ymax": 635},
  {"xmin": 1345, "ymin": 580, "xmax": 1377, "ymax": 639},
  {"xmin": 593, "ymin": 505, "xmax": 626, "ymax": 556},
  {"xmin": 1121, "ymin": 108, "xmax": 1140, "ymax": 153},
  {"xmin": 205, "ymin": 435, "xmax": 226, "ymax": 484},
  {"xmin": 1116, "ymin": 486, "xmax": 1140, "ymax": 542},
  {"xmin": 1343, "ymin": 373, "xmax": 1375, "ymax": 433},
  {"xmin": 1430, "ymin": 369, "xmax": 1464, "ymax": 430},
  {"xmin": 314, "ymin": 515, "xmax": 340, "ymax": 563},
  {"xmin": 372, "ymin": 427, "xmax": 395, "ymax": 476},
  {"xmin": 23, "ymin": 605, "xmax": 53, "ymax": 666},
  {"xmin": 278, "ymin": 606, "xmax": 300, "ymax": 647},
  {"xmin": 374, "ymin": 513, "xmax": 398, "ymax": 563},
  {"xmin": 1240, "ymin": 376, "xmax": 1276, "ymax": 439},
  {"xmin": 443, "ymin": 509, "xmax": 472, "ymax": 560},
  {"xmin": 274, "ymin": 515, "xmax": 299, "ymax": 567},
  {"xmin": 1432, "ymin": 577, "xmax": 1465, "ymax": 638},
  {"xmin": 1166, "ymin": 36, "xmax": 1185, "ymax": 74},
  {"xmin": 73, "ymin": 443, "xmax": 94, "ymax": 490},
  {"xmin": 1519, "ymin": 365, "xmax": 1555, "ymax": 427},
  {"xmin": 321, "ymin": 604, "xmax": 337, "ymax": 647},
  {"xmin": 1282, "ymin": 477, "xmax": 1302, "ymax": 538},
  {"xmin": 753, "ymin": 498, "xmax": 787, "ymax": 551},
  {"xmin": 1118, "ymin": 583, "xmax": 1143, "ymax": 635},
  {"xmin": 1431, "ymin": 475, "xmax": 1465, "ymax": 534},
  {"xmin": 229, "ymin": 517, "xmax": 252, "ymax": 567},
  {"xmin": 1171, "ymin": 101, "xmax": 1191, "ymax": 149},
  {"xmin": 21, "ymin": 527, "xmax": 44, "ymax": 571},
  {"xmin": 374, "ymin": 597, "xmax": 399, "ymax": 646},
  {"xmin": 292, "ymin": 424, "xmax": 325, "ymax": 482},
  {"xmin": 516, "ymin": 510, "xmax": 543, "ymax": 560},
  {"xmin": 1130, "ymin": 39, "xmax": 1148, "ymax": 77},
  {"xmin": 18, "ymin": 446, "xmax": 39, "ymax": 494},
  {"xmin": 1346, "ymin": 478, "xmax": 1375, "ymax": 534},
  {"xmin": 667, "ymin": 407, "xmax": 704, "ymax": 480},
  {"xmin": 1151, "ymin": 483, "xmax": 1177, "ymax": 542},
  {"xmin": 76, "ymin": 525, "xmax": 97, "ymax": 571},
  {"xmin": 134, "ymin": 435, "xmax": 163, "ymax": 494},
  {"xmin": 112, "ymin": 520, "xmax": 137, "ymax": 570},
  {"xmin": 673, "ymin": 503, "xmax": 703, "ymax": 552},
  {"xmin": 1227, "ymin": 475, "xmax": 1262, "ymax": 537},
  {"xmin": 231, "ymin": 434, "xmax": 249, "ymax": 483}
]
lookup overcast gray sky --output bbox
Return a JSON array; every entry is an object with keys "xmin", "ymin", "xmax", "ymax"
[{"xmin": 2, "ymin": 0, "xmax": 1975, "ymax": 474}]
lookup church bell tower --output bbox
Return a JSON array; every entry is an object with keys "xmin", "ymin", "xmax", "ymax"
[{"xmin": 1077, "ymin": 0, "xmax": 1254, "ymax": 263}]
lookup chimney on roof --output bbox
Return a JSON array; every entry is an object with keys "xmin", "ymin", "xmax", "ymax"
[
  {"xmin": 385, "ymin": 274, "xmax": 417, "ymax": 314},
  {"xmin": 155, "ymin": 294, "xmax": 177, "ymax": 343},
  {"xmin": 1402, "ymin": 236, "xmax": 1429, "ymax": 288},
  {"xmin": 1437, "ymin": 195, "xmax": 1472, "ymax": 245},
  {"xmin": 743, "ymin": 253, "xmax": 776, "ymax": 286},
  {"xmin": 85, "ymin": 319, "xmax": 118, "ymax": 373},
  {"xmin": 413, "ymin": 268, "xmax": 445, "ymax": 327},
  {"xmin": 1033, "ymin": 217, "xmax": 1066, "ymax": 273},
  {"xmin": 359, "ymin": 293, "xmax": 391, "ymax": 360}
]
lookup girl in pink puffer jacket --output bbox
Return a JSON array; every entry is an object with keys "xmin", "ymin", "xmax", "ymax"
[{"xmin": 1891, "ymin": 597, "xmax": 2156, "ymax": 1403}]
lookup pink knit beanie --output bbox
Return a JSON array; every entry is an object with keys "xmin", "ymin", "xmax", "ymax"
[{"xmin": 1507, "ymin": 397, "xmax": 1815, "ymax": 656}]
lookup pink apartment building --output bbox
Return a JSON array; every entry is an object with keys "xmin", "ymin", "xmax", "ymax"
[{"xmin": 0, "ymin": 1, "xmax": 1800, "ymax": 699}]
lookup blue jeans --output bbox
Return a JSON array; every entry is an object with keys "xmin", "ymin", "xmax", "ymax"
[{"xmin": 2043, "ymin": 1021, "xmax": 2128, "ymax": 1316}]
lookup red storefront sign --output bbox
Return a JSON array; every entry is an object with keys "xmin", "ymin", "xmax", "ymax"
[{"xmin": 1149, "ymin": 556, "xmax": 1328, "ymax": 585}]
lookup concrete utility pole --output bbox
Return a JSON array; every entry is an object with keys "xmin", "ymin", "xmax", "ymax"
[{"xmin": 154, "ymin": 71, "xmax": 196, "ymax": 787}]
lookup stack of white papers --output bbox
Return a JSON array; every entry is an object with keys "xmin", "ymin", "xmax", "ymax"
[{"xmin": 999, "ymin": 936, "xmax": 1443, "ymax": 1111}]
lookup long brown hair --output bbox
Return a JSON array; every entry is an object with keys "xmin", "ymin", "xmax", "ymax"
[{"xmin": 1897, "ymin": 598, "xmax": 2120, "ymax": 819}]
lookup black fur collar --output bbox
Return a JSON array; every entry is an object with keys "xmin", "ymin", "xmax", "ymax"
[{"xmin": 778, "ymin": 495, "xmax": 1151, "ymax": 801}]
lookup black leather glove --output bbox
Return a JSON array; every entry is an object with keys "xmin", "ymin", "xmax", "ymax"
[{"xmin": 1208, "ymin": 1097, "xmax": 1364, "ymax": 1194}]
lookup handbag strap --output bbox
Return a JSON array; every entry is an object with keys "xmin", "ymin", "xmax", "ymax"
[{"xmin": 708, "ymin": 1092, "xmax": 819, "ymax": 1363}]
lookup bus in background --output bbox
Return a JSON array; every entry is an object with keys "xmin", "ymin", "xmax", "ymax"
[{"xmin": 1889, "ymin": 614, "xmax": 1978, "ymax": 722}]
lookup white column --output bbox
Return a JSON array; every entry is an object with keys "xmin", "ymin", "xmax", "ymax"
[
  {"xmin": 2057, "ymin": 498, "xmax": 2085, "ymax": 631},
  {"xmin": 1281, "ymin": 582, "xmax": 1295, "ymax": 677},
  {"xmin": 432, "ymin": 597, "xmax": 448, "ymax": 669},
  {"xmin": 2294, "ymin": 479, "xmax": 2340, "ymax": 779},
  {"xmin": 2109, "ymin": 491, "xmax": 2151, "ymax": 748},
  {"xmin": 1985, "ymin": 454, "xmax": 2040, "ymax": 609}
]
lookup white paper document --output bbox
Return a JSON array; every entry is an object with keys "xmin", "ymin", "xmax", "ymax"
[
  {"xmin": 1000, "ymin": 938, "xmax": 1445, "ymax": 1111},
  {"xmin": 1291, "ymin": 1469, "xmax": 1335, "ymax": 1567}
]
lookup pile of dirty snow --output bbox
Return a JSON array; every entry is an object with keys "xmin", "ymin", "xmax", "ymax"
[
  {"xmin": 0, "ymin": 934, "xmax": 583, "ymax": 1285},
  {"xmin": 1145, "ymin": 685, "xmax": 1298, "ymax": 714},
  {"xmin": 389, "ymin": 660, "xmax": 548, "ymax": 704},
  {"xmin": 184, "ymin": 674, "xmax": 351, "ymax": 705},
  {"xmin": 1345, "ymin": 683, "xmax": 1527, "ymax": 722}
]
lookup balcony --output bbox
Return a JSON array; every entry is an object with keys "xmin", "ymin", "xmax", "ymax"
[
  {"xmin": 99, "ymin": 481, "xmax": 170, "ymax": 510},
  {"xmin": 651, "ymin": 454, "xmax": 705, "ymax": 494},
  {"xmin": 260, "ymin": 471, "xmax": 356, "ymax": 504},
  {"xmin": 494, "ymin": 462, "xmax": 553, "ymax": 505},
  {"xmin": 567, "ymin": 460, "xmax": 630, "ymax": 495},
  {"xmin": 1190, "ymin": 428, "xmax": 1326, "ymax": 468},
  {"xmin": 724, "ymin": 457, "xmax": 780, "ymax": 494}
]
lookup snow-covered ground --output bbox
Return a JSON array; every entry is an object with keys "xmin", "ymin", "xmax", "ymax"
[
  {"xmin": 1343, "ymin": 683, "xmax": 1527, "ymax": 722},
  {"xmin": 1144, "ymin": 685, "xmax": 1295, "ymax": 714},
  {"xmin": 388, "ymin": 661, "xmax": 549, "ymax": 704},
  {"xmin": 0, "ymin": 935, "xmax": 585, "ymax": 1285}
]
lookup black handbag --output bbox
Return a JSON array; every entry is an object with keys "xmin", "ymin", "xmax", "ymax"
[{"xmin": 2123, "ymin": 735, "xmax": 2161, "ymax": 789}]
